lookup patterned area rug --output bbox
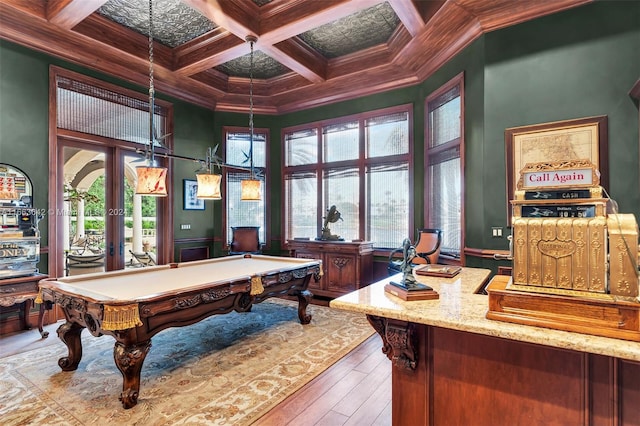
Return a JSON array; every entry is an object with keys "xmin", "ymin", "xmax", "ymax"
[{"xmin": 0, "ymin": 299, "xmax": 373, "ymax": 425}]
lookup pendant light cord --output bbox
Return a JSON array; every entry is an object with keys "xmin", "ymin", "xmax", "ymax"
[
  {"xmin": 248, "ymin": 37, "xmax": 255, "ymax": 179},
  {"xmin": 148, "ymin": 0, "xmax": 155, "ymax": 165}
]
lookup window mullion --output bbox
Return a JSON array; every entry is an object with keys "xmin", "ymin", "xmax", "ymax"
[
  {"xmin": 316, "ymin": 125, "xmax": 323, "ymax": 238},
  {"xmin": 358, "ymin": 119, "xmax": 366, "ymax": 239}
]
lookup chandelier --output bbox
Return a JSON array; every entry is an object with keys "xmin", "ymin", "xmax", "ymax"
[{"xmin": 135, "ymin": 2, "xmax": 259, "ymax": 202}]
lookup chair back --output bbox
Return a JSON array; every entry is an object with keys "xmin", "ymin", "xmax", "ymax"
[
  {"xmin": 230, "ymin": 226, "xmax": 261, "ymax": 254},
  {"xmin": 413, "ymin": 228, "xmax": 442, "ymax": 264},
  {"xmin": 129, "ymin": 250, "xmax": 156, "ymax": 267},
  {"xmin": 66, "ymin": 253, "xmax": 105, "ymax": 276}
]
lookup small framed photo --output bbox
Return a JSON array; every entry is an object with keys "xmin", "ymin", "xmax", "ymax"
[{"xmin": 183, "ymin": 179, "xmax": 204, "ymax": 210}]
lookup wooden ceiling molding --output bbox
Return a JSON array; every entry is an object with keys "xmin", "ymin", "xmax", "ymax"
[
  {"xmin": 0, "ymin": 0, "xmax": 593, "ymax": 114},
  {"xmin": 46, "ymin": 0, "xmax": 108, "ymax": 30}
]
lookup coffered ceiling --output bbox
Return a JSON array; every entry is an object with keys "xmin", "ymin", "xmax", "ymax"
[{"xmin": 0, "ymin": 0, "xmax": 591, "ymax": 114}]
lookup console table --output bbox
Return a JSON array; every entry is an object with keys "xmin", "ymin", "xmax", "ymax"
[
  {"xmin": 288, "ymin": 239, "xmax": 373, "ymax": 298},
  {"xmin": 0, "ymin": 273, "xmax": 49, "ymax": 337}
]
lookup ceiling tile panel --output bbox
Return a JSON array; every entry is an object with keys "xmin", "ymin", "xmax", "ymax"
[
  {"xmin": 215, "ymin": 50, "xmax": 290, "ymax": 79},
  {"xmin": 298, "ymin": 2, "xmax": 400, "ymax": 59},
  {"xmin": 98, "ymin": 0, "xmax": 216, "ymax": 48}
]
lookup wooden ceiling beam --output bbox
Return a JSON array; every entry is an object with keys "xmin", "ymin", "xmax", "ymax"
[
  {"xmin": 191, "ymin": 68, "xmax": 229, "ymax": 93},
  {"xmin": 386, "ymin": 0, "xmax": 424, "ymax": 37},
  {"xmin": 257, "ymin": 0, "xmax": 381, "ymax": 45},
  {"xmin": 177, "ymin": 0, "xmax": 348, "ymax": 81},
  {"xmin": 176, "ymin": 0, "xmax": 261, "ymax": 76},
  {"xmin": 181, "ymin": 0, "xmax": 257, "ymax": 39},
  {"xmin": 73, "ymin": 14, "xmax": 173, "ymax": 69},
  {"xmin": 0, "ymin": 0, "xmax": 45, "ymax": 18},
  {"xmin": 273, "ymin": 62, "xmax": 418, "ymax": 114},
  {"xmin": 174, "ymin": 31, "xmax": 245, "ymax": 76},
  {"xmin": 46, "ymin": 0, "xmax": 108, "ymax": 30},
  {"xmin": 262, "ymin": 37, "xmax": 327, "ymax": 83},
  {"xmin": 326, "ymin": 44, "xmax": 392, "ymax": 81}
]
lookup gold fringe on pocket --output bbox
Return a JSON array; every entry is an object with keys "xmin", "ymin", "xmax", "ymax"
[
  {"xmin": 250, "ymin": 276, "xmax": 264, "ymax": 295},
  {"xmin": 102, "ymin": 304, "xmax": 143, "ymax": 330},
  {"xmin": 35, "ymin": 288, "xmax": 43, "ymax": 304}
]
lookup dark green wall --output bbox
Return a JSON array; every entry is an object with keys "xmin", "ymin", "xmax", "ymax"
[
  {"xmin": 1, "ymin": 43, "xmax": 52, "ymax": 272},
  {"xmin": 477, "ymin": 0, "xmax": 640, "ymax": 268},
  {"xmin": 171, "ymin": 100, "xmax": 216, "ymax": 259},
  {"xmin": 0, "ymin": 42, "xmax": 50, "ymax": 247},
  {"xmin": 0, "ymin": 41, "xmax": 217, "ymax": 269},
  {"xmin": 1, "ymin": 0, "xmax": 638, "ymax": 273}
]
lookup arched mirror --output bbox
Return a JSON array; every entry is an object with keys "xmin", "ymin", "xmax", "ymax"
[
  {"xmin": 0, "ymin": 163, "xmax": 40, "ymax": 278},
  {"xmin": 0, "ymin": 163, "xmax": 33, "ymax": 208}
]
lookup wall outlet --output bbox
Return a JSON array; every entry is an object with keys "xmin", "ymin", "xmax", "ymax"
[
  {"xmin": 491, "ymin": 227, "xmax": 502, "ymax": 237},
  {"xmin": 180, "ymin": 224, "xmax": 191, "ymax": 230}
]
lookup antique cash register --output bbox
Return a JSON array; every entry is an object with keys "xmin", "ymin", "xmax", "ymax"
[{"xmin": 487, "ymin": 159, "xmax": 640, "ymax": 341}]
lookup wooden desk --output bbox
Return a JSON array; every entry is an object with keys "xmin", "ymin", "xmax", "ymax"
[
  {"xmin": 331, "ymin": 271, "xmax": 640, "ymax": 425},
  {"xmin": 38, "ymin": 255, "xmax": 321, "ymax": 409},
  {"xmin": 0, "ymin": 273, "xmax": 49, "ymax": 337}
]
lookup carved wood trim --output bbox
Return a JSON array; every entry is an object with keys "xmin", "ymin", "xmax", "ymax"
[
  {"xmin": 0, "ymin": 0, "xmax": 593, "ymax": 113},
  {"xmin": 367, "ymin": 315, "xmax": 418, "ymax": 371}
]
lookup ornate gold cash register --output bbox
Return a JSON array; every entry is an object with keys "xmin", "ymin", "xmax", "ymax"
[{"xmin": 487, "ymin": 159, "xmax": 640, "ymax": 341}]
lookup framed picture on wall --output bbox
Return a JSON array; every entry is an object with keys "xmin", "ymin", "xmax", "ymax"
[
  {"xmin": 505, "ymin": 115, "xmax": 608, "ymax": 224},
  {"xmin": 183, "ymin": 179, "xmax": 204, "ymax": 210}
]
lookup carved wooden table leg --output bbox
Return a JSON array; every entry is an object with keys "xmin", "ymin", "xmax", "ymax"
[
  {"xmin": 296, "ymin": 290, "xmax": 313, "ymax": 324},
  {"xmin": 114, "ymin": 340, "xmax": 152, "ymax": 409},
  {"xmin": 56, "ymin": 321, "xmax": 85, "ymax": 371},
  {"xmin": 37, "ymin": 302, "xmax": 48, "ymax": 338},
  {"xmin": 22, "ymin": 299, "xmax": 33, "ymax": 330}
]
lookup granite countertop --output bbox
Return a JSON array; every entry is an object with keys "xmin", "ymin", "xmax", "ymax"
[{"xmin": 330, "ymin": 267, "xmax": 640, "ymax": 362}]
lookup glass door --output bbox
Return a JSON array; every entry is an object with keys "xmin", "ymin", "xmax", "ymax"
[
  {"xmin": 123, "ymin": 153, "xmax": 158, "ymax": 269},
  {"xmin": 56, "ymin": 143, "xmax": 168, "ymax": 277},
  {"xmin": 61, "ymin": 144, "xmax": 108, "ymax": 276}
]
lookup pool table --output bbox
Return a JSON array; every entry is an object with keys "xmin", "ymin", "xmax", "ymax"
[{"xmin": 37, "ymin": 254, "xmax": 322, "ymax": 409}]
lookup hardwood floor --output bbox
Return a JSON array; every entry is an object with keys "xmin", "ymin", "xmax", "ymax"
[
  {"xmin": 254, "ymin": 334, "xmax": 391, "ymax": 426},
  {"xmin": 0, "ymin": 319, "xmax": 392, "ymax": 425}
]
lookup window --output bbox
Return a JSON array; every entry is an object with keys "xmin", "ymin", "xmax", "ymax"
[
  {"xmin": 284, "ymin": 105, "xmax": 412, "ymax": 248},
  {"xmin": 56, "ymin": 75, "xmax": 170, "ymax": 145},
  {"xmin": 425, "ymin": 73, "xmax": 464, "ymax": 259},
  {"xmin": 224, "ymin": 127, "xmax": 267, "ymax": 245}
]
